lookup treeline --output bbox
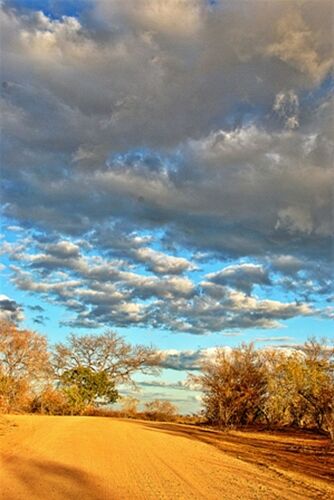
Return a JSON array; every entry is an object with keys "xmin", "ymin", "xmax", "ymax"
[
  {"xmin": 1, "ymin": 321, "xmax": 333, "ymax": 440},
  {"xmin": 193, "ymin": 341, "xmax": 334, "ymax": 440},
  {"xmin": 0, "ymin": 320, "xmax": 161, "ymax": 416}
]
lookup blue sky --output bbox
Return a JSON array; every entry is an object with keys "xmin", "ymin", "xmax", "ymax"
[{"xmin": 1, "ymin": 0, "xmax": 333, "ymax": 413}]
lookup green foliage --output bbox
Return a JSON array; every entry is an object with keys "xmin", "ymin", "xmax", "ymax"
[
  {"xmin": 53, "ymin": 331, "xmax": 161, "ymax": 385},
  {"xmin": 60, "ymin": 366, "xmax": 118, "ymax": 414}
]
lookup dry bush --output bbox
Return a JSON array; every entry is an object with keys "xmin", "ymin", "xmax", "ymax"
[
  {"xmin": 195, "ymin": 339, "xmax": 334, "ymax": 440},
  {"xmin": 144, "ymin": 400, "xmax": 178, "ymax": 422},
  {"xmin": 30, "ymin": 386, "xmax": 70, "ymax": 415},
  {"xmin": 194, "ymin": 343, "xmax": 267, "ymax": 428},
  {"xmin": 119, "ymin": 396, "xmax": 140, "ymax": 418},
  {"xmin": 0, "ymin": 374, "xmax": 32, "ymax": 413}
]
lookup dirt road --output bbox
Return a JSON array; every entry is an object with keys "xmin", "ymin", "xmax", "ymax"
[{"xmin": 0, "ymin": 416, "xmax": 332, "ymax": 499}]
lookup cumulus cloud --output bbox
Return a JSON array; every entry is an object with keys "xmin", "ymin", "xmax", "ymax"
[{"xmin": 159, "ymin": 342, "xmax": 334, "ymax": 372}]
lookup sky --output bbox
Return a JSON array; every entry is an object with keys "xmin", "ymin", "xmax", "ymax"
[{"xmin": 0, "ymin": 0, "xmax": 333, "ymax": 413}]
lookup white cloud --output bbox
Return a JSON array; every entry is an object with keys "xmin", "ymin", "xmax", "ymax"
[
  {"xmin": 273, "ymin": 90, "xmax": 299, "ymax": 129},
  {"xmin": 134, "ymin": 247, "xmax": 196, "ymax": 274}
]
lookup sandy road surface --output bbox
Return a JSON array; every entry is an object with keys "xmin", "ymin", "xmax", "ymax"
[{"xmin": 0, "ymin": 416, "xmax": 332, "ymax": 500}]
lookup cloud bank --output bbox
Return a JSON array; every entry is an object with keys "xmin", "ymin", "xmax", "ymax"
[{"xmin": 1, "ymin": 0, "xmax": 333, "ymax": 334}]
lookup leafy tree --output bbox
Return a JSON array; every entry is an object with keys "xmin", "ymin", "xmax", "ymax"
[
  {"xmin": 59, "ymin": 366, "xmax": 118, "ymax": 414},
  {"xmin": 262, "ymin": 339, "xmax": 334, "ymax": 436},
  {"xmin": 261, "ymin": 350, "xmax": 308, "ymax": 428}
]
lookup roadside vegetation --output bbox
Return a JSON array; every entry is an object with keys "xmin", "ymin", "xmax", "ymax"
[
  {"xmin": 0, "ymin": 320, "xmax": 333, "ymax": 440},
  {"xmin": 0, "ymin": 320, "xmax": 161, "ymax": 417},
  {"xmin": 192, "ymin": 340, "xmax": 334, "ymax": 440}
]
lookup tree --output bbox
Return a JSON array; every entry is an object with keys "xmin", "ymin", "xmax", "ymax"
[
  {"xmin": 194, "ymin": 339, "xmax": 334, "ymax": 441},
  {"xmin": 60, "ymin": 366, "xmax": 118, "ymax": 414},
  {"xmin": 0, "ymin": 321, "xmax": 50, "ymax": 379},
  {"xmin": 194, "ymin": 344, "xmax": 267, "ymax": 428},
  {"xmin": 0, "ymin": 321, "xmax": 50, "ymax": 412},
  {"xmin": 298, "ymin": 338, "xmax": 334, "ymax": 436},
  {"xmin": 262, "ymin": 339, "xmax": 334, "ymax": 437},
  {"xmin": 52, "ymin": 331, "xmax": 161, "ymax": 386},
  {"xmin": 261, "ymin": 350, "xmax": 309, "ymax": 428}
]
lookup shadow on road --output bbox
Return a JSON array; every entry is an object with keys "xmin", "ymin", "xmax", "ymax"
[
  {"xmin": 1, "ymin": 453, "xmax": 113, "ymax": 500},
  {"xmin": 137, "ymin": 421, "xmax": 334, "ymax": 484}
]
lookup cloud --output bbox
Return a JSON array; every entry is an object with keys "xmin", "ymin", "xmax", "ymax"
[
  {"xmin": 265, "ymin": 4, "xmax": 333, "ymax": 84},
  {"xmin": 2, "ymin": 233, "xmax": 322, "ymax": 333},
  {"xmin": 159, "ymin": 342, "xmax": 334, "ymax": 371},
  {"xmin": 269, "ymin": 255, "xmax": 304, "ymax": 276},
  {"xmin": 273, "ymin": 90, "xmax": 299, "ymax": 129},
  {"xmin": 132, "ymin": 247, "xmax": 196, "ymax": 275},
  {"xmin": 254, "ymin": 336, "xmax": 293, "ymax": 343},
  {"xmin": 32, "ymin": 314, "xmax": 49, "ymax": 325},
  {"xmin": 137, "ymin": 379, "xmax": 199, "ymax": 391},
  {"xmin": 206, "ymin": 263, "xmax": 271, "ymax": 294},
  {"xmin": 6, "ymin": 225, "xmax": 24, "ymax": 232},
  {"xmin": 1, "ymin": 0, "xmax": 333, "ymax": 334},
  {"xmin": 160, "ymin": 347, "xmax": 224, "ymax": 371},
  {"xmin": 28, "ymin": 304, "xmax": 45, "ymax": 312},
  {"xmin": 0, "ymin": 295, "xmax": 24, "ymax": 323}
]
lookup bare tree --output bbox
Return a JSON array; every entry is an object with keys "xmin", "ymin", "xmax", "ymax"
[{"xmin": 52, "ymin": 331, "xmax": 162, "ymax": 386}]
